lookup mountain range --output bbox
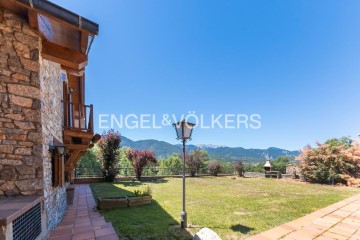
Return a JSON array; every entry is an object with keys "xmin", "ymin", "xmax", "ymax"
[{"xmin": 121, "ymin": 136, "xmax": 299, "ymax": 163}]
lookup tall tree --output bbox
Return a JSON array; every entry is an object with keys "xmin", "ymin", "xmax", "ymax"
[
  {"xmin": 271, "ymin": 156, "xmax": 294, "ymax": 173},
  {"xmin": 98, "ymin": 129, "xmax": 121, "ymax": 182}
]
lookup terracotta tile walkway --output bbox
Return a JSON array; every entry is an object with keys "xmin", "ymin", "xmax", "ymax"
[
  {"xmin": 45, "ymin": 184, "xmax": 119, "ymax": 240},
  {"xmin": 247, "ymin": 193, "xmax": 360, "ymax": 240}
]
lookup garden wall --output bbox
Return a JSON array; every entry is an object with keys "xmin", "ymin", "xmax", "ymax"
[{"xmin": 244, "ymin": 172, "xmax": 265, "ymax": 178}]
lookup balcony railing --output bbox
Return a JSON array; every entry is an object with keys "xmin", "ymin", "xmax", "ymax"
[{"xmin": 63, "ymin": 101, "xmax": 93, "ymax": 133}]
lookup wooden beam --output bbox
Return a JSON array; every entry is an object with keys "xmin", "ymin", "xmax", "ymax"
[
  {"xmin": 65, "ymin": 151, "xmax": 81, "ymax": 169},
  {"xmin": 61, "ymin": 66, "xmax": 85, "ymax": 77},
  {"xmin": 64, "ymin": 129, "xmax": 93, "ymax": 140},
  {"xmin": 80, "ymin": 31, "xmax": 88, "ymax": 54},
  {"xmin": 42, "ymin": 40, "xmax": 88, "ymax": 70},
  {"xmin": 65, "ymin": 144, "xmax": 89, "ymax": 151},
  {"xmin": 28, "ymin": 10, "xmax": 39, "ymax": 31}
]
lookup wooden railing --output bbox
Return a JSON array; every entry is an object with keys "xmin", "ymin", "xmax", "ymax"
[{"xmin": 63, "ymin": 101, "xmax": 93, "ymax": 133}]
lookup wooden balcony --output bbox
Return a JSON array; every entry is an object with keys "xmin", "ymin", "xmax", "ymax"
[
  {"xmin": 63, "ymin": 101, "xmax": 95, "ymax": 182},
  {"xmin": 63, "ymin": 101, "xmax": 94, "ymax": 133}
]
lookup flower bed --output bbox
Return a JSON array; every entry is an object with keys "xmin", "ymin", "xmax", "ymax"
[{"xmin": 98, "ymin": 196, "xmax": 152, "ymax": 209}]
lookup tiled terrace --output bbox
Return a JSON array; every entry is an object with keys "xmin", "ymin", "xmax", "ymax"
[
  {"xmin": 46, "ymin": 184, "xmax": 118, "ymax": 240},
  {"xmin": 247, "ymin": 193, "xmax": 360, "ymax": 240}
]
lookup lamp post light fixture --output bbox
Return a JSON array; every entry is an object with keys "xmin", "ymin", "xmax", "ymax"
[
  {"xmin": 172, "ymin": 120, "xmax": 196, "ymax": 229},
  {"xmin": 49, "ymin": 144, "xmax": 67, "ymax": 157}
]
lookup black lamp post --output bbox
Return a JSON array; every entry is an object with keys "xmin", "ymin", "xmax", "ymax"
[{"xmin": 172, "ymin": 120, "xmax": 195, "ymax": 228}]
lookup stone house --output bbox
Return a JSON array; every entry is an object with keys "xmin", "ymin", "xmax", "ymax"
[{"xmin": 0, "ymin": 0, "xmax": 99, "ymax": 239}]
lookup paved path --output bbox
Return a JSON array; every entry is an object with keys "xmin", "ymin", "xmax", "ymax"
[
  {"xmin": 46, "ymin": 184, "xmax": 118, "ymax": 240},
  {"xmin": 248, "ymin": 193, "xmax": 360, "ymax": 240}
]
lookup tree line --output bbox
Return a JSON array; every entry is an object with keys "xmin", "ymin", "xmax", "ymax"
[{"xmin": 76, "ymin": 130, "xmax": 294, "ymax": 181}]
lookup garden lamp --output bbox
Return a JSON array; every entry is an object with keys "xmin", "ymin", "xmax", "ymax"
[{"xmin": 172, "ymin": 120, "xmax": 196, "ymax": 228}]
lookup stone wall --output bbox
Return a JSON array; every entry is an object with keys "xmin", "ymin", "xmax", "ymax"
[
  {"xmin": 244, "ymin": 172, "xmax": 265, "ymax": 178},
  {"xmin": 0, "ymin": 9, "xmax": 67, "ymax": 232},
  {"xmin": 0, "ymin": 9, "xmax": 43, "ymax": 196},
  {"xmin": 40, "ymin": 59, "xmax": 67, "ymax": 230}
]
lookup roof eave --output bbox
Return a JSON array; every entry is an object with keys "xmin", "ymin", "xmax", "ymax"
[{"xmin": 16, "ymin": 0, "xmax": 99, "ymax": 35}]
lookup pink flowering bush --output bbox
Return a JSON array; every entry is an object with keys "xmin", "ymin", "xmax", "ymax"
[
  {"xmin": 98, "ymin": 129, "xmax": 121, "ymax": 182},
  {"xmin": 126, "ymin": 149, "xmax": 157, "ymax": 180},
  {"xmin": 297, "ymin": 137, "xmax": 360, "ymax": 186}
]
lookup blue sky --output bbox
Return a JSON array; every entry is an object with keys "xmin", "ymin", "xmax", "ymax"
[{"xmin": 53, "ymin": 0, "xmax": 360, "ymax": 150}]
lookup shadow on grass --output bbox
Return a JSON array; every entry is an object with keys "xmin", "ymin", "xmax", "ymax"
[
  {"xmin": 101, "ymin": 200, "xmax": 193, "ymax": 240},
  {"xmin": 141, "ymin": 178, "xmax": 169, "ymax": 184},
  {"xmin": 116, "ymin": 181, "xmax": 143, "ymax": 187},
  {"xmin": 231, "ymin": 224, "xmax": 254, "ymax": 234}
]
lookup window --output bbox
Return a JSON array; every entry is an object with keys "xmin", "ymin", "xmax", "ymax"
[{"xmin": 52, "ymin": 155, "xmax": 65, "ymax": 187}]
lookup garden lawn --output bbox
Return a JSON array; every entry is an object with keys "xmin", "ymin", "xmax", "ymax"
[{"xmin": 91, "ymin": 177, "xmax": 360, "ymax": 240}]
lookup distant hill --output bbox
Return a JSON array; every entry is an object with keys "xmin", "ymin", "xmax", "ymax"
[{"xmin": 120, "ymin": 136, "xmax": 299, "ymax": 163}]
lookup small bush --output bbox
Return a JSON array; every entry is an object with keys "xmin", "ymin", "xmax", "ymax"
[
  {"xmin": 134, "ymin": 185, "xmax": 152, "ymax": 196},
  {"xmin": 126, "ymin": 149, "xmax": 157, "ymax": 180},
  {"xmin": 208, "ymin": 161, "xmax": 222, "ymax": 176},
  {"xmin": 235, "ymin": 160, "xmax": 245, "ymax": 177},
  {"xmin": 182, "ymin": 150, "xmax": 209, "ymax": 177}
]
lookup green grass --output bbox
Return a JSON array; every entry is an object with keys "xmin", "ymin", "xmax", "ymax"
[{"xmin": 91, "ymin": 177, "xmax": 360, "ymax": 240}]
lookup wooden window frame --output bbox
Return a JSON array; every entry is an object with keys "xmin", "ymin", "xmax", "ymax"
[{"xmin": 52, "ymin": 138, "xmax": 65, "ymax": 187}]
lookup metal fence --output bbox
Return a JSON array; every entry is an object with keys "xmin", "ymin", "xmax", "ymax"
[{"xmin": 75, "ymin": 166, "xmax": 236, "ymax": 178}]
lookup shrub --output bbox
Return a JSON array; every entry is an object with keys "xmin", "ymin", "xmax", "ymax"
[
  {"xmin": 158, "ymin": 154, "xmax": 182, "ymax": 175},
  {"xmin": 98, "ymin": 129, "xmax": 121, "ymax": 182},
  {"xmin": 126, "ymin": 149, "xmax": 157, "ymax": 180},
  {"xmin": 208, "ymin": 161, "xmax": 222, "ymax": 176},
  {"xmin": 235, "ymin": 160, "xmax": 245, "ymax": 177},
  {"xmin": 134, "ymin": 185, "xmax": 152, "ymax": 196},
  {"xmin": 297, "ymin": 137, "xmax": 360, "ymax": 185},
  {"xmin": 183, "ymin": 149, "xmax": 209, "ymax": 177}
]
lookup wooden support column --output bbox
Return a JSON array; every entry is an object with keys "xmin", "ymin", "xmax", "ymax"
[
  {"xmin": 0, "ymin": 9, "xmax": 4, "ymax": 23},
  {"xmin": 80, "ymin": 31, "xmax": 88, "ymax": 54},
  {"xmin": 28, "ymin": 10, "xmax": 39, "ymax": 31}
]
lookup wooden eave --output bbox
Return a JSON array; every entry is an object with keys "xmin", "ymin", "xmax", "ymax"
[{"xmin": 0, "ymin": 0, "xmax": 98, "ymax": 74}]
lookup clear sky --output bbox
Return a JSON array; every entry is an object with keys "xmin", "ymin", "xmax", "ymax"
[{"xmin": 52, "ymin": 0, "xmax": 360, "ymax": 150}]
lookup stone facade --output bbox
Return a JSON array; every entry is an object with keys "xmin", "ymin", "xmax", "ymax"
[
  {"xmin": 0, "ymin": 9, "xmax": 42, "ymax": 196},
  {"xmin": 40, "ymin": 59, "xmax": 67, "ymax": 230},
  {"xmin": 0, "ymin": 9, "xmax": 67, "ymax": 234}
]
